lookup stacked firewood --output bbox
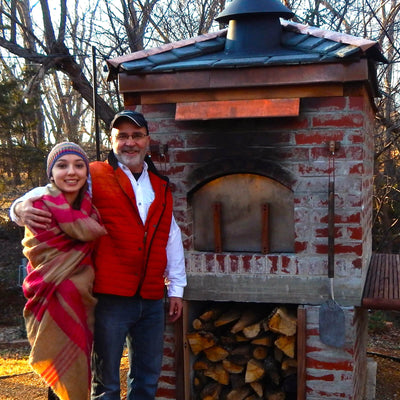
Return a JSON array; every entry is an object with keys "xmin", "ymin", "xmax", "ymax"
[{"xmin": 186, "ymin": 304, "xmax": 297, "ymax": 400}]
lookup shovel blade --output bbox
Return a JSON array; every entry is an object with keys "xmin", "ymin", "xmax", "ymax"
[{"xmin": 319, "ymin": 299, "xmax": 345, "ymax": 348}]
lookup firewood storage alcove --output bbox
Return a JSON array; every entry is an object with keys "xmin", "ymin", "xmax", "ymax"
[{"xmin": 182, "ymin": 301, "xmax": 306, "ymax": 400}]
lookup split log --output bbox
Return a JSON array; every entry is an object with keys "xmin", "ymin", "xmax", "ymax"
[
  {"xmin": 264, "ymin": 356, "xmax": 281, "ymax": 386},
  {"xmin": 231, "ymin": 344, "xmax": 251, "ymax": 358},
  {"xmin": 245, "ymin": 359, "xmax": 265, "ymax": 383},
  {"xmin": 193, "ymin": 318, "xmax": 216, "ymax": 331},
  {"xmin": 251, "ymin": 334, "xmax": 273, "ymax": 347},
  {"xmin": 204, "ymin": 363, "xmax": 230, "ymax": 385},
  {"xmin": 249, "ymin": 381, "xmax": 263, "ymax": 397},
  {"xmin": 192, "ymin": 318, "xmax": 202, "ymax": 330},
  {"xmin": 199, "ymin": 305, "xmax": 226, "ymax": 322},
  {"xmin": 187, "ymin": 331, "xmax": 217, "ymax": 355},
  {"xmin": 200, "ymin": 382, "xmax": 222, "ymax": 400},
  {"xmin": 193, "ymin": 357, "xmax": 212, "ymax": 370},
  {"xmin": 243, "ymin": 321, "xmax": 262, "ymax": 339},
  {"xmin": 220, "ymin": 335, "xmax": 239, "ymax": 347},
  {"xmin": 193, "ymin": 375, "xmax": 202, "ymax": 391},
  {"xmin": 235, "ymin": 333, "xmax": 250, "ymax": 342},
  {"xmin": 227, "ymin": 354, "xmax": 251, "ymax": 366},
  {"xmin": 281, "ymin": 358, "xmax": 297, "ymax": 371},
  {"xmin": 214, "ymin": 309, "xmax": 242, "ymax": 327},
  {"xmin": 281, "ymin": 357, "xmax": 297, "ymax": 377},
  {"xmin": 265, "ymin": 390, "xmax": 286, "ymax": 400},
  {"xmin": 231, "ymin": 310, "xmax": 263, "ymax": 333},
  {"xmin": 222, "ymin": 359, "xmax": 245, "ymax": 374},
  {"xmin": 274, "ymin": 335, "xmax": 296, "ymax": 358},
  {"xmin": 252, "ymin": 346, "xmax": 268, "ymax": 360},
  {"xmin": 204, "ymin": 345, "xmax": 230, "ymax": 362},
  {"xmin": 226, "ymin": 386, "xmax": 252, "ymax": 400},
  {"xmin": 193, "ymin": 371, "xmax": 209, "ymax": 391},
  {"xmin": 268, "ymin": 307, "xmax": 297, "ymax": 336},
  {"xmin": 261, "ymin": 319, "xmax": 270, "ymax": 332}
]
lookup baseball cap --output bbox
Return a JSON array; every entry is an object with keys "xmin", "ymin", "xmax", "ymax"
[{"xmin": 110, "ymin": 110, "xmax": 149, "ymax": 134}]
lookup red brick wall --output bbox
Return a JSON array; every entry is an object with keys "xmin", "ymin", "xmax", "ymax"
[
  {"xmin": 156, "ymin": 323, "xmax": 178, "ymax": 400},
  {"xmin": 304, "ymin": 305, "xmax": 368, "ymax": 400}
]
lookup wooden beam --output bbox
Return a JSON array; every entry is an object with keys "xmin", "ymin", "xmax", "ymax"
[
  {"xmin": 362, "ymin": 297, "xmax": 400, "ymax": 310},
  {"xmin": 261, "ymin": 203, "xmax": 270, "ymax": 254},
  {"xmin": 123, "ymin": 83, "xmax": 345, "ymax": 106},
  {"xmin": 182, "ymin": 300, "xmax": 191, "ymax": 400},
  {"xmin": 174, "ymin": 310, "xmax": 185, "ymax": 400},
  {"xmin": 297, "ymin": 306, "xmax": 306, "ymax": 400},
  {"xmin": 175, "ymin": 98, "xmax": 300, "ymax": 120},
  {"xmin": 118, "ymin": 60, "xmax": 369, "ymax": 93},
  {"xmin": 213, "ymin": 202, "xmax": 222, "ymax": 253}
]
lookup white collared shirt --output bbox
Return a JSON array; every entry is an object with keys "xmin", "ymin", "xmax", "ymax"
[{"xmin": 118, "ymin": 161, "xmax": 186, "ymax": 297}]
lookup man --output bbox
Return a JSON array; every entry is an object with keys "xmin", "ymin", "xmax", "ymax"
[{"xmin": 11, "ymin": 110, "xmax": 187, "ymax": 400}]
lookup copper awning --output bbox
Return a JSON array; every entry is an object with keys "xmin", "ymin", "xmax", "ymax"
[{"xmin": 362, "ymin": 253, "xmax": 400, "ymax": 310}]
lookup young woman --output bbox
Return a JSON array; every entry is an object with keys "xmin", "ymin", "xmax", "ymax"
[{"xmin": 21, "ymin": 142, "xmax": 106, "ymax": 400}]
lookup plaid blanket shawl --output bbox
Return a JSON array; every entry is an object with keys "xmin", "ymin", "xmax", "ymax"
[{"xmin": 22, "ymin": 184, "xmax": 106, "ymax": 400}]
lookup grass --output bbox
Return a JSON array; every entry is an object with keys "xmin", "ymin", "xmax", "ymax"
[
  {"xmin": 368, "ymin": 310, "xmax": 400, "ymax": 334},
  {"xmin": 0, "ymin": 346, "xmax": 31, "ymax": 377}
]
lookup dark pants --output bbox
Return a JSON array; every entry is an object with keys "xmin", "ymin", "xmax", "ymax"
[
  {"xmin": 48, "ymin": 387, "xmax": 60, "ymax": 400},
  {"xmin": 91, "ymin": 294, "xmax": 165, "ymax": 400}
]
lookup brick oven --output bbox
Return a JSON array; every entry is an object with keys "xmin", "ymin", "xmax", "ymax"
[{"xmin": 106, "ymin": 0, "xmax": 389, "ymax": 398}]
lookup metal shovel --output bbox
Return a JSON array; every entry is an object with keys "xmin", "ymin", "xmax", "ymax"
[{"xmin": 319, "ymin": 176, "xmax": 345, "ymax": 348}]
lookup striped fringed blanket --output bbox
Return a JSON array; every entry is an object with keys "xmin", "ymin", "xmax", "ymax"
[{"xmin": 22, "ymin": 184, "xmax": 107, "ymax": 400}]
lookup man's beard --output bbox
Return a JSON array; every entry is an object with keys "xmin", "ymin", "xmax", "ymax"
[{"xmin": 115, "ymin": 147, "xmax": 145, "ymax": 172}]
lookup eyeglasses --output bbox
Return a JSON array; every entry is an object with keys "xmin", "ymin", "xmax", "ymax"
[{"xmin": 115, "ymin": 133, "xmax": 148, "ymax": 142}]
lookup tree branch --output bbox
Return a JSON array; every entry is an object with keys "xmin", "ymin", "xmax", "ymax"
[{"xmin": 39, "ymin": 0, "xmax": 56, "ymax": 49}]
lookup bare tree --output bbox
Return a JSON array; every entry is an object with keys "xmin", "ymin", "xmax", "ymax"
[
  {"xmin": 371, "ymin": 0, "xmax": 400, "ymax": 251},
  {"xmin": 151, "ymin": 0, "xmax": 225, "ymax": 43},
  {"xmin": 0, "ymin": 0, "xmax": 227, "ymax": 131},
  {"xmin": 0, "ymin": 0, "xmax": 115, "ymax": 125}
]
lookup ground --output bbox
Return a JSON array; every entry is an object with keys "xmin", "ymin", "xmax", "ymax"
[
  {"xmin": 367, "ymin": 317, "xmax": 400, "ymax": 400},
  {"xmin": 0, "ymin": 227, "xmax": 399, "ymax": 399},
  {"xmin": 1, "ymin": 317, "xmax": 399, "ymax": 400}
]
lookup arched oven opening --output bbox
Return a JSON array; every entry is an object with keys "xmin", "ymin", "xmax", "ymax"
[{"xmin": 190, "ymin": 173, "xmax": 294, "ymax": 254}]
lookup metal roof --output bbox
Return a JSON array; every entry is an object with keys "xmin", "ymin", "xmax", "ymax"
[
  {"xmin": 107, "ymin": 20, "xmax": 387, "ymax": 80},
  {"xmin": 215, "ymin": 0, "xmax": 295, "ymax": 22}
]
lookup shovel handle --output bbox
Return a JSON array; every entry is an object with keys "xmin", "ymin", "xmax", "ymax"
[{"xmin": 328, "ymin": 181, "xmax": 335, "ymax": 278}]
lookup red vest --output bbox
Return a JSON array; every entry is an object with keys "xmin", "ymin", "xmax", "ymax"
[{"xmin": 89, "ymin": 159, "xmax": 173, "ymax": 299}]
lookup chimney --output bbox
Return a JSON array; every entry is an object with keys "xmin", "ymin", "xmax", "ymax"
[{"xmin": 215, "ymin": 0, "xmax": 294, "ymax": 56}]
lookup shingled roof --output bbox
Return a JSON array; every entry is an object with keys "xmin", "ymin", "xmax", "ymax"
[{"xmin": 107, "ymin": 20, "xmax": 386, "ymax": 81}]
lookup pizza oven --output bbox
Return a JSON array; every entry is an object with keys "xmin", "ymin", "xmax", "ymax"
[{"xmin": 106, "ymin": 0, "xmax": 389, "ymax": 398}]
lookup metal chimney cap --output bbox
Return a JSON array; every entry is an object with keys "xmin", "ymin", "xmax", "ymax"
[{"xmin": 215, "ymin": 0, "xmax": 295, "ymax": 23}]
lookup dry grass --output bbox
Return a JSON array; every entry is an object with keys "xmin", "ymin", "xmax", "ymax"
[
  {"xmin": 0, "ymin": 344, "xmax": 129, "ymax": 399},
  {"xmin": 0, "ymin": 357, "xmax": 31, "ymax": 377},
  {"xmin": 0, "ymin": 346, "xmax": 31, "ymax": 377}
]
